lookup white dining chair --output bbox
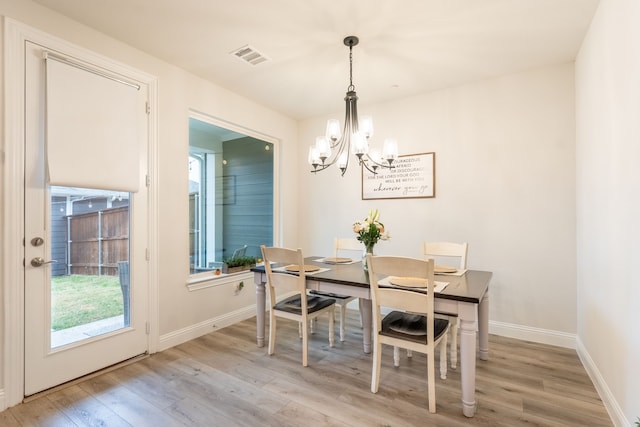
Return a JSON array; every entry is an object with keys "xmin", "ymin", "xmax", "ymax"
[
  {"xmin": 310, "ymin": 237, "xmax": 363, "ymax": 341},
  {"xmin": 367, "ymin": 254, "xmax": 449, "ymax": 413},
  {"xmin": 422, "ymin": 241, "xmax": 468, "ymax": 369},
  {"xmin": 231, "ymin": 244, "xmax": 248, "ymax": 258},
  {"xmin": 394, "ymin": 242, "xmax": 468, "ymax": 369},
  {"xmin": 261, "ymin": 245, "xmax": 336, "ymax": 367}
]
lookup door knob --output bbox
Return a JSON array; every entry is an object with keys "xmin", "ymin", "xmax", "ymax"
[{"xmin": 31, "ymin": 257, "xmax": 57, "ymax": 267}]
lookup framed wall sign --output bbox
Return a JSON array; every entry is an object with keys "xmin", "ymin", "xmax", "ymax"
[{"xmin": 361, "ymin": 152, "xmax": 435, "ymax": 200}]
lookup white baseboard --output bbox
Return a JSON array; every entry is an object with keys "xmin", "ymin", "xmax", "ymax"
[
  {"xmin": 157, "ymin": 305, "xmax": 258, "ymax": 352},
  {"xmin": 0, "ymin": 389, "xmax": 6, "ymax": 412},
  {"xmin": 488, "ymin": 320, "xmax": 576, "ymax": 349},
  {"xmin": 350, "ymin": 303, "xmax": 579, "ymax": 348},
  {"xmin": 576, "ymin": 338, "xmax": 627, "ymax": 427}
]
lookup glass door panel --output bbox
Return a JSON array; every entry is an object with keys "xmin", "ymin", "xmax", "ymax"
[{"xmin": 50, "ymin": 186, "xmax": 130, "ymax": 348}]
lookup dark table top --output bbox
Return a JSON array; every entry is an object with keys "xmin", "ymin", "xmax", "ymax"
[{"xmin": 251, "ymin": 256, "xmax": 492, "ymax": 304}]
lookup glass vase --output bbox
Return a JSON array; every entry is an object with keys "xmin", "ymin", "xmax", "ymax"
[{"xmin": 362, "ymin": 243, "xmax": 375, "ymax": 271}]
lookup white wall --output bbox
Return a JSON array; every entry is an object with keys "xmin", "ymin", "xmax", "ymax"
[
  {"xmin": 298, "ymin": 64, "xmax": 577, "ymax": 343},
  {"xmin": 0, "ymin": 0, "xmax": 298, "ymax": 404},
  {"xmin": 575, "ymin": 0, "xmax": 640, "ymax": 425},
  {"xmin": 3, "ymin": 0, "xmax": 636, "ymax": 423}
]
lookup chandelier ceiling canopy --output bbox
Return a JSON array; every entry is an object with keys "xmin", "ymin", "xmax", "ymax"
[{"xmin": 308, "ymin": 36, "xmax": 399, "ymax": 176}]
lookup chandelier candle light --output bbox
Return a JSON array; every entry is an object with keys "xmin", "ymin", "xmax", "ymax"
[{"xmin": 308, "ymin": 36, "xmax": 399, "ymax": 176}]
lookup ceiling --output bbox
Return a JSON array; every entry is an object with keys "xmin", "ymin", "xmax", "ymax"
[{"xmin": 34, "ymin": 0, "xmax": 600, "ymax": 120}]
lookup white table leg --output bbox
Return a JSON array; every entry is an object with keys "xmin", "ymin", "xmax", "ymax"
[
  {"xmin": 478, "ymin": 293, "xmax": 489, "ymax": 361},
  {"xmin": 256, "ymin": 280, "xmax": 266, "ymax": 348},
  {"xmin": 360, "ymin": 298, "xmax": 372, "ymax": 354},
  {"xmin": 459, "ymin": 305, "xmax": 477, "ymax": 417}
]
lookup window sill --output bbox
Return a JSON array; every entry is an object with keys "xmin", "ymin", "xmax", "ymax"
[{"xmin": 186, "ymin": 270, "xmax": 253, "ymax": 291}]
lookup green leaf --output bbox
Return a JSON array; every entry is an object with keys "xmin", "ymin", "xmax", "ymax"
[{"xmin": 224, "ymin": 255, "xmax": 257, "ymax": 267}]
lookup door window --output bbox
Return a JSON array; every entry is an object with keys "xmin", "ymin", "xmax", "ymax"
[{"xmin": 50, "ymin": 186, "xmax": 131, "ymax": 348}]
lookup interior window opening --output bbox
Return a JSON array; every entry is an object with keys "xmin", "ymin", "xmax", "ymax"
[{"xmin": 188, "ymin": 116, "xmax": 274, "ymax": 276}]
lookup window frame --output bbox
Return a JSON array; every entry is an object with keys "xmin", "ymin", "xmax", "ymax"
[{"xmin": 186, "ymin": 111, "xmax": 279, "ymax": 289}]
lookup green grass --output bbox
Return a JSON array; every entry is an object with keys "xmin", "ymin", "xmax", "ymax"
[{"xmin": 51, "ymin": 275, "xmax": 123, "ymax": 331}]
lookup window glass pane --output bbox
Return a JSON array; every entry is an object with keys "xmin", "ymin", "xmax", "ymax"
[
  {"xmin": 188, "ymin": 117, "xmax": 274, "ymax": 275},
  {"xmin": 50, "ymin": 186, "xmax": 131, "ymax": 348}
]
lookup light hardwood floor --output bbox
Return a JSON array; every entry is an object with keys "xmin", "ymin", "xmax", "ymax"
[{"xmin": 2, "ymin": 311, "xmax": 612, "ymax": 426}]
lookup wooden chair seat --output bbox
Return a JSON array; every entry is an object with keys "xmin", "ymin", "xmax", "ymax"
[
  {"xmin": 382, "ymin": 311, "xmax": 449, "ymax": 343},
  {"xmin": 276, "ymin": 294, "xmax": 336, "ymax": 314}
]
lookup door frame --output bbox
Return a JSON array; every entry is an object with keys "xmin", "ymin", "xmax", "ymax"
[{"xmin": 2, "ymin": 18, "xmax": 159, "ymax": 407}]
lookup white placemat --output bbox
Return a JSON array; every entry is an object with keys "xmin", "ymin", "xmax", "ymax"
[
  {"xmin": 378, "ymin": 276, "xmax": 448, "ymax": 293},
  {"xmin": 435, "ymin": 268, "xmax": 467, "ymax": 277},
  {"xmin": 314, "ymin": 257, "xmax": 357, "ymax": 265},
  {"xmin": 272, "ymin": 265, "xmax": 330, "ymax": 275}
]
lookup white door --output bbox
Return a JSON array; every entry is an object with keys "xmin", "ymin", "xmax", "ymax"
[{"xmin": 23, "ymin": 41, "xmax": 149, "ymax": 396}]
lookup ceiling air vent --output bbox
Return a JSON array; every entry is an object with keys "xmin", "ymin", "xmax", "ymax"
[{"xmin": 230, "ymin": 45, "xmax": 269, "ymax": 66}]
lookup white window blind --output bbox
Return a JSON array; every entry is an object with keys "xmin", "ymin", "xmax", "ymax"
[{"xmin": 45, "ymin": 54, "xmax": 142, "ymax": 192}]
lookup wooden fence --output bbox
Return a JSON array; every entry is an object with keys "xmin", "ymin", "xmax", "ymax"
[{"xmin": 67, "ymin": 206, "xmax": 129, "ymax": 276}]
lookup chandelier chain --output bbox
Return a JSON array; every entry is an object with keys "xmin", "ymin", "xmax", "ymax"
[{"xmin": 349, "ymin": 44, "xmax": 354, "ymax": 91}]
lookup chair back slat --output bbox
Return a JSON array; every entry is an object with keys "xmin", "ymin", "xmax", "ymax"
[
  {"xmin": 334, "ymin": 237, "xmax": 362, "ymax": 257},
  {"xmin": 375, "ymin": 287, "xmax": 431, "ymax": 315},
  {"xmin": 422, "ymin": 241, "xmax": 468, "ymax": 269}
]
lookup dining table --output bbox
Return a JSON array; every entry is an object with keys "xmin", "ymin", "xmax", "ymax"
[{"xmin": 251, "ymin": 256, "xmax": 492, "ymax": 418}]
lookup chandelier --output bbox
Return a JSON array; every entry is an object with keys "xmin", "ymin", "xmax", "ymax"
[{"xmin": 308, "ymin": 36, "xmax": 399, "ymax": 176}]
